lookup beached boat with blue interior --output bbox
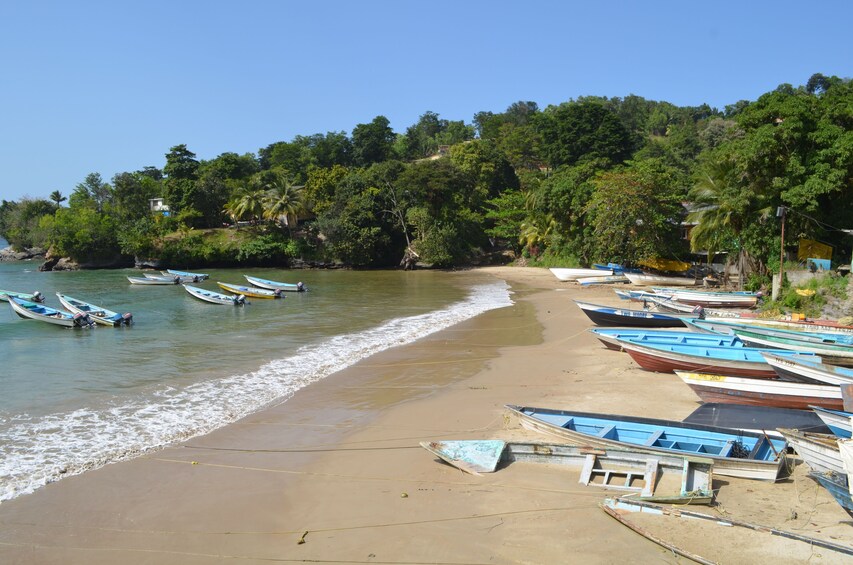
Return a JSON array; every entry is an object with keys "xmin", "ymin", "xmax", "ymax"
[
  {"xmin": 56, "ymin": 293, "xmax": 132, "ymax": 326},
  {"xmin": 244, "ymin": 275, "xmax": 306, "ymax": 292},
  {"xmin": 505, "ymin": 404, "xmax": 787, "ymax": 481},
  {"xmin": 589, "ymin": 328, "xmax": 743, "ymax": 351},
  {"xmin": 615, "ymin": 339, "xmax": 816, "ymax": 378},
  {"xmin": 8, "ymin": 296, "xmax": 95, "ymax": 328}
]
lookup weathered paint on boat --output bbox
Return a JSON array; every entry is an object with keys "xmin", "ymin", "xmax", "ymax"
[
  {"xmin": 811, "ymin": 406, "xmax": 853, "ymax": 438},
  {"xmin": 421, "ymin": 439, "xmax": 714, "ymax": 504},
  {"xmin": 589, "ymin": 328, "xmax": 743, "ymax": 351},
  {"xmin": 675, "ymin": 371, "xmax": 843, "ymax": 411},
  {"xmin": 763, "ymin": 353, "xmax": 853, "ymax": 386},
  {"xmin": 505, "ymin": 404, "xmax": 787, "ymax": 481}
]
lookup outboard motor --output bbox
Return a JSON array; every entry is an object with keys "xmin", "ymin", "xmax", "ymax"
[
  {"xmin": 273, "ymin": 288, "xmax": 282, "ymax": 298},
  {"xmin": 692, "ymin": 304, "xmax": 706, "ymax": 320},
  {"xmin": 73, "ymin": 312, "xmax": 94, "ymax": 328},
  {"xmin": 233, "ymin": 294, "xmax": 246, "ymax": 306},
  {"xmin": 173, "ymin": 276, "xmax": 181, "ymax": 284},
  {"xmin": 32, "ymin": 291, "xmax": 44, "ymax": 303},
  {"xmin": 296, "ymin": 281, "xmax": 305, "ymax": 292},
  {"xmin": 192, "ymin": 276, "xmax": 199, "ymax": 282},
  {"xmin": 121, "ymin": 312, "xmax": 134, "ymax": 325}
]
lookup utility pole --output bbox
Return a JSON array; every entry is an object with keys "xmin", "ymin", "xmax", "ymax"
[{"xmin": 775, "ymin": 206, "xmax": 786, "ymax": 300}]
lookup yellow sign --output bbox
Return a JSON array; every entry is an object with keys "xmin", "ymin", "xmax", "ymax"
[{"xmin": 797, "ymin": 239, "xmax": 832, "ymax": 260}]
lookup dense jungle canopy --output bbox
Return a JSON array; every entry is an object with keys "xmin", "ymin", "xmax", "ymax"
[{"xmin": 1, "ymin": 73, "xmax": 851, "ymax": 282}]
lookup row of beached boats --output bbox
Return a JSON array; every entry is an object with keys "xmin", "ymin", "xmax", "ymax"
[
  {"xmin": 420, "ymin": 283, "xmax": 853, "ymax": 560},
  {"xmin": 549, "ymin": 263, "xmax": 711, "ymax": 288}
]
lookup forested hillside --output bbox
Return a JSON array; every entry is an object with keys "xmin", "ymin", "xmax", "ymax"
[{"xmin": 1, "ymin": 73, "xmax": 850, "ymax": 281}]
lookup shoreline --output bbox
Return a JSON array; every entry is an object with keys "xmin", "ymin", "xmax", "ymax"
[{"xmin": 1, "ymin": 267, "xmax": 852, "ymax": 563}]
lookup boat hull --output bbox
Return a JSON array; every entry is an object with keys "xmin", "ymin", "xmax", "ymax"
[
  {"xmin": 549, "ymin": 267, "xmax": 610, "ymax": 281},
  {"xmin": 575, "ymin": 301, "xmax": 688, "ymax": 328},
  {"xmin": 675, "ymin": 372, "xmax": 843, "ymax": 411},
  {"xmin": 811, "ymin": 407, "xmax": 853, "ymax": 438},
  {"xmin": 217, "ymin": 282, "xmax": 280, "ymax": 299},
  {"xmin": 8, "ymin": 297, "xmax": 91, "ymax": 328},
  {"xmin": 777, "ymin": 428, "xmax": 843, "ymax": 475},
  {"xmin": 625, "ymin": 273, "xmax": 700, "ymax": 287},
  {"xmin": 618, "ymin": 341, "xmax": 781, "ymax": 378},
  {"xmin": 56, "ymin": 293, "xmax": 128, "ymax": 326},
  {"xmin": 244, "ymin": 275, "xmax": 305, "ymax": 291},
  {"xmin": 505, "ymin": 404, "xmax": 786, "ymax": 481}
]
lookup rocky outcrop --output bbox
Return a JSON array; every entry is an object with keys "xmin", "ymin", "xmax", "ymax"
[{"xmin": 0, "ymin": 246, "xmax": 45, "ymax": 262}]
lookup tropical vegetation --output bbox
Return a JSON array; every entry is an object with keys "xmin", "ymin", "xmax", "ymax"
[{"xmin": 1, "ymin": 73, "xmax": 850, "ymax": 284}]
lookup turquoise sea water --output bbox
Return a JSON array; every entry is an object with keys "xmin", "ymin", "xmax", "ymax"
[{"xmin": 0, "ymin": 258, "xmax": 512, "ymax": 501}]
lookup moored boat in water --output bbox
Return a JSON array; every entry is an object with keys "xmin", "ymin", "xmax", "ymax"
[
  {"xmin": 244, "ymin": 275, "xmax": 306, "ymax": 292},
  {"xmin": 56, "ymin": 293, "xmax": 132, "ymax": 326},
  {"xmin": 8, "ymin": 296, "xmax": 95, "ymax": 328},
  {"xmin": 183, "ymin": 284, "xmax": 248, "ymax": 306},
  {"xmin": 127, "ymin": 275, "xmax": 179, "ymax": 285},
  {"xmin": 0, "ymin": 289, "xmax": 45, "ymax": 303},
  {"xmin": 217, "ymin": 281, "xmax": 282, "ymax": 299}
]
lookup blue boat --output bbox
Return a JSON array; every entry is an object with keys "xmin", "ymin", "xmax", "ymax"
[
  {"xmin": 809, "ymin": 471, "xmax": 853, "ymax": 517},
  {"xmin": 590, "ymin": 328, "xmax": 744, "ymax": 351},
  {"xmin": 811, "ymin": 406, "xmax": 853, "ymax": 438},
  {"xmin": 506, "ymin": 404, "xmax": 788, "ymax": 481},
  {"xmin": 56, "ymin": 293, "xmax": 133, "ymax": 327},
  {"xmin": 575, "ymin": 300, "xmax": 691, "ymax": 328},
  {"xmin": 594, "ymin": 262, "xmax": 643, "ymax": 274},
  {"xmin": 244, "ymin": 275, "xmax": 307, "ymax": 292},
  {"xmin": 8, "ymin": 296, "xmax": 95, "ymax": 328},
  {"xmin": 616, "ymin": 338, "xmax": 818, "ymax": 378},
  {"xmin": 165, "ymin": 269, "xmax": 209, "ymax": 281}
]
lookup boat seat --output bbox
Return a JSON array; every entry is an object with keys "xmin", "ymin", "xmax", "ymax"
[
  {"xmin": 718, "ymin": 439, "xmax": 735, "ymax": 457},
  {"xmin": 597, "ymin": 425, "xmax": 616, "ymax": 439},
  {"xmin": 644, "ymin": 430, "xmax": 664, "ymax": 446}
]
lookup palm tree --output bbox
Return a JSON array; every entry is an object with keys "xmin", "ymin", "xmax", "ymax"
[
  {"xmin": 262, "ymin": 177, "xmax": 305, "ymax": 231},
  {"xmin": 224, "ymin": 186, "xmax": 266, "ymax": 225},
  {"xmin": 49, "ymin": 190, "xmax": 66, "ymax": 207},
  {"xmin": 687, "ymin": 159, "xmax": 773, "ymax": 287},
  {"xmin": 518, "ymin": 213, "xmax": 556, "ymax": 258}
]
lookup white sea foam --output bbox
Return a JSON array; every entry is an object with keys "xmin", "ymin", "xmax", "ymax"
[{"xmin": 0, "ymin": 282, "xmax": 512, "ymax": 501}]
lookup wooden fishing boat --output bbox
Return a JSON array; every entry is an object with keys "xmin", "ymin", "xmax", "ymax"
[
  {"xmin": 809, "ymin": 471, "xmax": 853, "ymax": 517},
  {"xmin": 811, "ymin": 406, "xmax": 853, "ymax": 438},
  {"xmin": 670, "ymin": 290, "xmax": 759, "ymax": 309},
  {"xmin": 505, "ymin": 404, "xmax": 787, "ymax": 481},
  {"xmin": 164, "ymin": 269, "xmax": 209, "ymax": 280},
  {"xmin": 615, "ymin": 339, "xmax": 813, "ymax": 378},
  {"xmin": 763, "ymin": 353, "xmax": 853, "ymax": 386},
  {"xmin": 687, "ymin": 317, "xmax": 853, "ymax": 336},
  {"xmin": 675, "ymin": 371, "xmax": 844, "ymax": 411},
  {"xmin": 56, "ymin": 293, "xmax": 133, "ymax": 326},
  {"xmin": 777, "ymin": 428, "xmax": 843, "ymax": 475},
  {"xmin": 589, "ymin": 328, "xmax": 743, "ymax": 351},
  {"xmin": 549, "ymin": 267, "xmax": 611, "ymax": 281},
  {"xmin": 8, "ymin": 296, "xmax": 94, "ymax": 328},
  {"xmin": 183, "ymin": 284, "xmax": 247, "ymax": 306},
  {"xmin": 735, "ymin": 328, "xmax": 853, "ymax": 367},
  {"xmin": 574, "ymin": 300, "xmax": 690, "ymax": 328},
  {"xmin": 602, "ymin": 497, "xmax": 853, "ymax": 562},
  {"xmin": 217, "ymin": 281, "xmax": 281, "ymax": 299},
  {"xmin": 0, "ymin": 289, "xmax": 44, "ymax": 303},
  {"xmin": 421, "ymin": 440, "xmax": 714, "ymax": 504},
  {"xmin": 244, "ymin": 275, "xmax": 306, "ymax": 292},
  {"xmin": 575, "ymin": 274, "xmax": 630, "ymax": 286},
  {"xmin": 624, "ymin": 273, "xmax": 700, "ymax": 287},
  {"xmin": 127, "ymin": 275, "xmax": 179, "ymax": 285}
]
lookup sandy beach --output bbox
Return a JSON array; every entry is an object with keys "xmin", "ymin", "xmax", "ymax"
[{"xmin": 1, "ymin": 266, "xmax": 852, "ymax": 564}]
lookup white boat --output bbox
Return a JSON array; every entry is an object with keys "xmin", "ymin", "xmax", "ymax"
[
  {"xmin": 763, "ymin": 353, "xmax": 853, "ymax": 386},
  {"xmin": 777, "ymin": 427, "xmax": 843, "ymax": 475},
  {"xmin": 575, "ymin": 274, "xmax": 629, "ymax": 286},
  {"xmin": 549, "ymin": 267, "xmax": 611, "ymax": 282},
  {"xmin": 671, "ymin": 291, "xmax": 758, "ymax": 308},
  {"xmin": 8, "ymin": 296, "xmax": 94, "ymax": 328},
  {"xmin": 56, "ymin": 293, "xmax": 132, "ymax": 326},
  {"xmin": 244, "ymin": 275, "xmax": 306, "ymax": 292},
  {"xmin": 624, "ymin": 273, "xmax": 700, "ymax": 287},
  {"xmin": 164, "ymin": 269, "xmax": 209, "ymax": 280},
  {"xmin": 0, "ymin": 289, "xmax": 44, "ymax": 303},
  {"xmin": 811, "ymin": 407, "xmax": 853, "ymax": 438},
  {"xmin": 127, "ymin": 275, "xmax": 179, "ymax": 285},
  {"xmin": 675, "ymin": 371, "xmax": 843, "ymax": 411},
  {"xmin": 183, "ymin": 285, "xmax": 247, "ymax": 306}
]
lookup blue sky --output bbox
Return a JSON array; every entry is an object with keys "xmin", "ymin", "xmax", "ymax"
[{"xmin": 1, "ymin": 0, "xmax": 849, "ymax": 202}]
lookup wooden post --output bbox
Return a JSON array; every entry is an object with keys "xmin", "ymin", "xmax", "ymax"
[{"xmin": 842, "ymin": 384, "xmax": 853, "ymax": 413}]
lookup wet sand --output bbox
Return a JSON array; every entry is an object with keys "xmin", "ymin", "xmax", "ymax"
[{"xmin": 1, "ymin": 267, "xmax": 852, "ymax": 564}]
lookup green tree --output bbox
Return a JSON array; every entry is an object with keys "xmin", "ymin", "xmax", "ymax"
[
  {"xmin": 351, "ymin": 116, "xmax": 396, "ymax": 166},
  {"xmin": 163, "ymin": 144, "xmax": 200, "ymax": 218},
  {"xmin": 538, "ymin": 101, "xmax": 633, "ymax": 169},
  {"xmin": 49, "ymin": 190, "xmax": 66, "ymax": 207}
]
